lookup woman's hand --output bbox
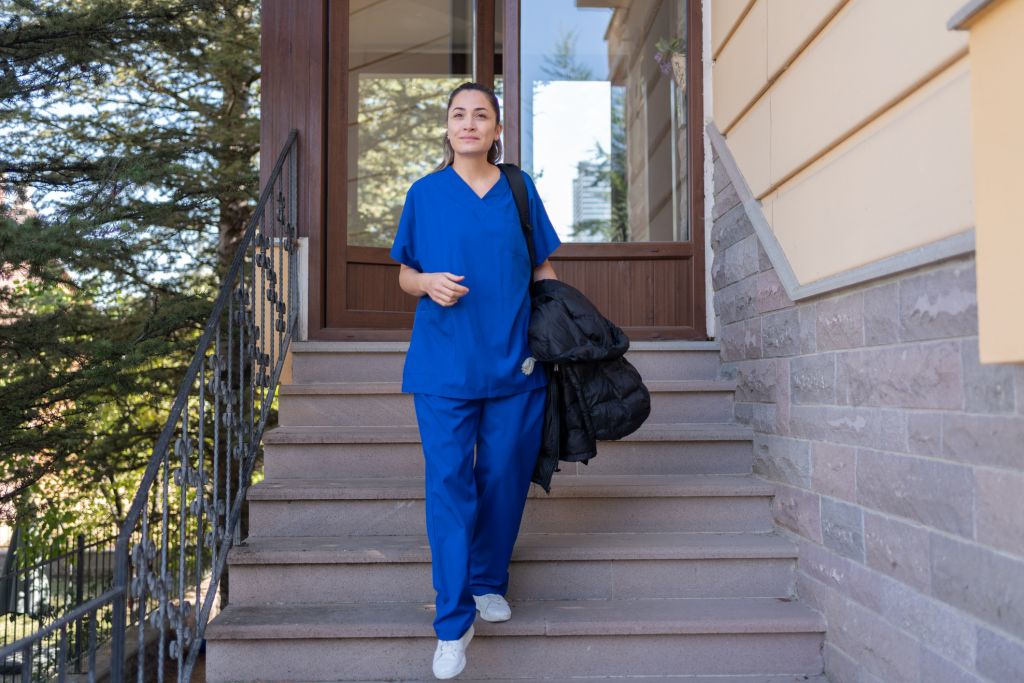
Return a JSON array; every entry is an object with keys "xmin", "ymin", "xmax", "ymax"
[
  {"xmin": 421, "ymin": 272, "xmax": 470, "ymax": 306},
  {"xmin": 399, "ymin": 265, "xmax": 469, "ymax": 306}
]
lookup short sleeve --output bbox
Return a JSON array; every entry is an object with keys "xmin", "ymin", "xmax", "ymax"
[
  {"xmin": 389, "ymin": 187, "xmax": 422, "ymax": 271},
  {"xmin": 524, "ymin": 173, "xmax": 562, "ymax": 267}
]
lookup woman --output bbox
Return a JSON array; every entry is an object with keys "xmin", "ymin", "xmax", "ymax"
[{"xmin": 389, "ymin": 81, "xmax": 561, "ymax": 679}]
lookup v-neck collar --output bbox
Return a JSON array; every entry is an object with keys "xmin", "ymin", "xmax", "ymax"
[{"xmin": 447, "ymin": 164, "xmax": 505, "ymax": 202}]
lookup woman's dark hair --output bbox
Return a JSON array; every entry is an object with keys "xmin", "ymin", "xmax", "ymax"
[{"xmin": 434, "ymin": 81, "xmax": 503, "ymax": 171}]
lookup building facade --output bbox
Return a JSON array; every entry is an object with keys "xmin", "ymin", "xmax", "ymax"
[{"xmin": 232, "ymin": 0, "xmax": 1024, "ymax": 680}]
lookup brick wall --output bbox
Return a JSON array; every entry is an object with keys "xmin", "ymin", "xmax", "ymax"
[{"xmin": 711, "ymin": 150, "xmax": 1024, "ymax": 683}]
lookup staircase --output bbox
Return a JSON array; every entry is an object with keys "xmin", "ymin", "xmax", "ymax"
[{"xmin": 204, "ymin": 340, "xmax": 827, "ymax": 681}]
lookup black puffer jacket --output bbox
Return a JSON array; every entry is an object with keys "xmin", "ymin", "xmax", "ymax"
[{"xmin": 527, "ymin": 278, "xmax": 651, "ymax": 492}]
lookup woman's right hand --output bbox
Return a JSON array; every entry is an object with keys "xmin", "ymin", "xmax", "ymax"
[{"xmin": 419, "ymin": 272, "xmax": 469, "ymax": 307}]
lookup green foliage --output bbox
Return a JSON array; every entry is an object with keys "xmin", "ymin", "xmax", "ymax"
[
  {"xmin": 540, "ymin": 29, "xmax": 593, "ymax": 82},
  {"xmin": 348, "ymin": 76, "xmax": 463, "ymax": 248},
  {"xmin": 0, "ymin": 0, "xmax": 261, "ymax": 544}
]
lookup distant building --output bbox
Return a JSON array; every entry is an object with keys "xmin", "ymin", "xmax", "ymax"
[{"xmin": 572, "ymin": 160, "xmax": 611, "ymax": 227}]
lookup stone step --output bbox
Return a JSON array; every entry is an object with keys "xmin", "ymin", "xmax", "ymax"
[
  {"xmin": 245, "ymin": 474, "xmax": 778, "ymax": 537},
  {"xmin": 227, "ymin": 531, "xmax": 799, "ymax": 605},
  {"xmin": 217, "ymin": 677, "xmax": 829, "ymax": 683},
  {"xmin": 277, "ymin": 379, "xmax": 737, "ymax": 427},
  {"xmin": 262, "ymin": 422, "xmax": 755, "ymax": 479},
  {"xmin": 288, "ymin": 340, "xmax": 725, "ymax": 384},
  {"xmin": 203, "ymin": 597, "xmax": 826, "ymax": 680}
]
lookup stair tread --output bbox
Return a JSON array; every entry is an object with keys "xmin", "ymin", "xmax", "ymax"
[
  {"xmin": 263, "ymin": 422, "xmax": 754, "ymax": 445},
  {"xmin": 288, "ymin": 340, "xmax": 724, "ymax": 353},
  {"xmin": 459, "ymin": 679, "xmax": 829, "ymax": 683},
  {"xmin": 279, "ymin": 379, "xmax": 737, "ymax": 394},
  {"xmin": 455, "ymin": 679, "xmax": 827, "ymax": 683},
  {"xmin": 228, "ymin": 531, "xmax": 798, "ymax": 565},
  {"xmin": 204, "ymin": 596, "xmax": 826, "ymax": 640},
  {"xmin": 247, "ymin": 473, "xmax": 776, "ymax": 500}
]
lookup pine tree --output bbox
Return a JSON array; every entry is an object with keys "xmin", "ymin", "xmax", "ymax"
[{"xmin": 0, "ymin": 0, "xmax": 261, "ymax": 548}]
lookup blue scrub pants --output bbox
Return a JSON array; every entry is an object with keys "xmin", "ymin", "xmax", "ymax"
[{"xmin": 412, "ymin": 385, "xmax": 546, "ymax": 640}]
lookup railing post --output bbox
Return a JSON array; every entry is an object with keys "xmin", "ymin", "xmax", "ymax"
[
  {"xmin": 290, "ymin": 134, "xmax": 299, "ymax": 339},
  {"xmin": 74, "ymin": 534, "xmax": 84, "ymax": 673},
  {"xmin": 109, "ymin": 533, "xmax": 130, "ymax": 683}
]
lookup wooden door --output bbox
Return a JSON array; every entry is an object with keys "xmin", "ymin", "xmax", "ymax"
[{"xmin": 321, "ymin": 0, "xmax": 705, "ymax": 340}]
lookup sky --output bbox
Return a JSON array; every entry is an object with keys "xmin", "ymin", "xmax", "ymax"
[
  {"xmin": 532, "ymin": 80, "xmax": 611, "ymax": 239},
  {"xmin": 520, "ymin": 1, "xmax": 616, "ymax": 240}
]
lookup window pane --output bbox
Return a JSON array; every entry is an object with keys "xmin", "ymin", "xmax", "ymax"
[
  {"xmin": 347, "ymin": 0, "xmax": 473, "ymax": 247},
  {"xmin": 520, "ymin": 0, "xmax": 690, "ymax": 243}
]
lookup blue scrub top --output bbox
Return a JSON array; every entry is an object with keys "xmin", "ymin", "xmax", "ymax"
[{"xmin": 389, "ymin": 164, "xmax": 562, "ymax": 399}]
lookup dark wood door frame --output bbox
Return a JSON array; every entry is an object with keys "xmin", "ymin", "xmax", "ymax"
[
  {"xmin": 315, "ymin": 0, "xmax": 497, "ymax": 340},
  {"xmin": 502, "ymin": 0, "xmax": 519, "ymax": 165},
  {"xmin": 311, "ymin": 0, "xmax": 706, "ymax": 341},
  {"xmin": 475, "ymin": 0, "xmax": 495, "ymax": 88},
  {"xmin": 685, "ymin": 0, "xmax": 707, "ymax": 339},
  {"xmin": 307, "ymin": 0, "xmax": 332, "ymax": 342}
]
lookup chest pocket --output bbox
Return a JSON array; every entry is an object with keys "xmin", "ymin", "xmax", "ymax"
[{"xmin": 496, "ymin": 243, "xmax": 530, "ymax": 298}]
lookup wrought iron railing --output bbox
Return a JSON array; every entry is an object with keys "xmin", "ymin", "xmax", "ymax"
[{"xmin": 0, "ymin": 129, "xmax": 299, "ymax": 682}]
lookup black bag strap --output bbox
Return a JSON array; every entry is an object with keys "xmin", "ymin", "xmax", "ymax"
[{"xmin": 497, "ymin": 162, "xmax": 538, "ymax": 273}]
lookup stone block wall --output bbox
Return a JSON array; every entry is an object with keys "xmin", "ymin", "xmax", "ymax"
[{"xmin": 711, "ymin": 150, "xmax": 1024, "ymax": 683}]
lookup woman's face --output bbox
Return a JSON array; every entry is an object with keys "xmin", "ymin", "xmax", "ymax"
[{"xmin": 447, "ymin": 89, "xmax": 502, "ymax": 159}]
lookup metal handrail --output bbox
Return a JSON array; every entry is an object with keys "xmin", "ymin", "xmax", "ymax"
[
  {"xmin": 1, "ymin": 588, "xmax": 123, "ymax": 659},
  {"xmin": 0, "ymin": 128, "xmax": 300, "ymax": 683}
]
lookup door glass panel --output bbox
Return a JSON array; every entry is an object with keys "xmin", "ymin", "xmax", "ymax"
[
  {"xmin": 347, "ymin": 0, "xmax": 473, "ymax": 247},
  {"xmin": 520, "ymin": 0, "xmax": 690, "ymax": 243}
]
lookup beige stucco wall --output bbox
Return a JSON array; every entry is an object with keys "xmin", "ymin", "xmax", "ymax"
[
  {"xmin": 959, "ymin": 0, "xmax": 1024, "ymax": 364},
  {"xmin": 712, "ymin": 0, "xmax": 974, "ymax": 284}
]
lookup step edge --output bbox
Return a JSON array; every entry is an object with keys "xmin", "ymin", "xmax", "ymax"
[
  {"xmin": 262, "ymin": 423, "xmax": 755, "ymax": 445},
  {"xmin": 226, "ymin": 533, "xmax": 800, "ymax": 565},
  {"xmin": 279, "ymin": 379, "xmax": 738, "ymax": 395},
  {"xmin": 213, "ymin": 680, "xmax": 829, "ymax": 683},
  {"xmin": 246, "ymin": 475, "xmax": 778, "ymax": 501},
  {"xmin": 227, "ymin": 549, "xmax": 800, "ymax": 565},
  {"xmin": 204, "ymin": 598, "xmax": 826, "ymax": 641},
  {"xmin": 289, "ymin": 340, "xmax": 723, "ymax": 353}
]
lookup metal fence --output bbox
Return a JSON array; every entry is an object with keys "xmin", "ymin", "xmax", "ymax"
[
  {"xmin": 0, "ymin": 129, "xmax": 300, "ymax": 683},
  {"xmin": 0, "ymin": 530, "xmax": 118, "ymax": 679}
]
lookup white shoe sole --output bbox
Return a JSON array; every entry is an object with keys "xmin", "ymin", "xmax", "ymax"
[{"xmin": 476, "ymin": 608, "xmax": 511, "ymax": 622}]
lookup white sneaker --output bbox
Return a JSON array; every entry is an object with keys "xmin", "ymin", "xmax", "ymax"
[
  {"xmin": 432, "ymin": 624, "xmax": 474, "ymax": 679},
  {"xmin": 473, "ymin": 593, "xmax": 512, "ymax": 622}
]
